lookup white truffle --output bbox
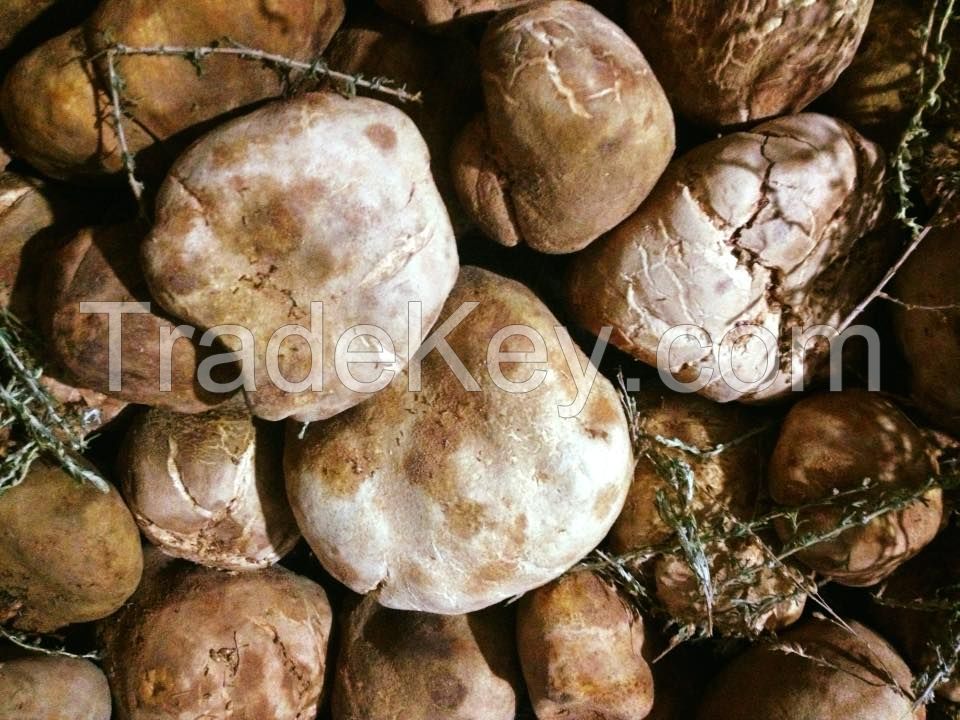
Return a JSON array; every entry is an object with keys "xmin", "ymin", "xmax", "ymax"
[
  {"xmin": 285, "ymin": 266, "xmax": 633, "ymax": 614},
  {"xmin": 568, "ymin": 113, "xmax": 888, "ymax": 403},
  {"xmin": 143, "ymin": 93, "xmax": 459, "ymax": 422}
]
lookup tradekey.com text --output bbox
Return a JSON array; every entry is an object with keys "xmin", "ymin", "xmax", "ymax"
[{"xmin": 81, "ymin": 300, "xmax": 881, "ymax": 418}]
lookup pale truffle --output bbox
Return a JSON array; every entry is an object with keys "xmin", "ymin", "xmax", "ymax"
[
  {"xmin": 567, "ymin": 114, "xmax": 888, "ymax": 403},
  {"xmin": 143, "ymin": 93, "xmax": 459, "ymax": 422},
  {"xmin": 285, "ymin": 266, "xmax": 633, "ymax": 614}
]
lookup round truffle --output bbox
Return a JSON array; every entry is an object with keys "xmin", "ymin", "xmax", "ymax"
[
  {"xmin": 119, "ymin": 401, "xmax": 300, "ymax": 569},
  {"xmin": 143, "ymin": 93, "xmax": 459, "ymax": 422},
  {"xmin": 871, "ymin": 527, "xmax": 960, "ymax": 702},
  {"xmin": 697, "ymin": 619, "xmax": 923, "ymax": 720},
  {"xmin": 628, "ymin": 0, "xmax": 874, "ymax": 127},
  {"xmin": 452, "ymin": 0, "xmax": 674, "ymax": 253},
  {"xmin": 769, "ymin": 390, "xmax": 943, "ymax": 587},
  {"xmin": 100, "ymin": 549, "xmax": 333, "ymax": 720},
  {"xmin": 822, "ymin": 0, "xmax": 927, "ymax": 148},
  {"xmin": 285, "ymin": 266, "xmax": 633, "ymax": 614},
  {"xmin": 655, "ymin": 534, "xmax": 808, "ymax": 637},
  {"xmin": 0, "ymin": 172, "xmax": 59, "ymax": 318},
  {"xmin": 332, "ymin": 595, "xmax": 520, "ymax": 720},
  {"xmin": 0, "ymin": 173, "xmax": 129, "ymax": 434},
  {"xmin": 608, "ymin": 390, "xmax": 767, "ymax": 552},
  {"xmin": 0, "ymin": 461, "xmax": 143, "ymax": 633},
  {"xmin": 567, "ymin": 113, "xmax": 889, "ymax": 403},
  {"xmin": 1, "ymin": 30, "xmax": 132, "ymax": 182},
  {"xmin": 891, "ymin": 213, "xmax": 960, "ymax": 437},
  {"xmin": 517, "ymin": 571, "xmax": 654, "ymax": 720},
  {"xmin": 0, "ymin": 654, "xmax": 111, "ymax": 720},
  {"xmin": 40, "ymin": 223, "xmax": 232, "ymax": 413}
]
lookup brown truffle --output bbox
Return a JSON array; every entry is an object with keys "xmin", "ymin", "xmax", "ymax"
[
  {"xmin": 0, "ymin": 461, "xmax": 143, "ymax": 633},
  {"xmin": 332, "ymin": 595, "xmax": 520, "ymax": 720},
  {"xmin": 517, "ymin": 572, "xmax": 654, "ymax": 720},
  {"xmin": 451, "ymin": 0, "xmax": 675, "ymax": 253},
  {"xmin": 0, "ymin": 653, "xmax": 111, "ymax": 720},
  {"xmin": 697, "ymin": 618, "xmax": 924, "ymax": 720},
  {"xmin": 41, "ymin": 223, "xmax": 233, "ymax": 412},
  {"xmin": 100, "ymin": 549, "xmax": 333, "ymax": 720},
  {"xmin": 769, "ymin": 390, "xmax": 943, "ymax": 586},
  {"xmin": 628, "ymin": 1, "xmax": 874, "ymax": 127}
]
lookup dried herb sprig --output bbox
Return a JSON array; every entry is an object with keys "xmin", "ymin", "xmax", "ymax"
[
  {"xmin": 93, "ymin": 40, "xmax": 422, "ymax": 104},
  {"xmin": 102, "ymin": 46, "xmax": 146, "ymax": 214},
  {"xmin": 583, "ymin": 473, "xmax": 953, "ymax": 577},
  {"xmin": 838, "ymin": 202, "xmax": 952, "ymax": 332},
  {"xmin": 873, "ymin": 570, "xmax": 960, "ymax": 708},
  {"xmin": 842, "ymin": 0, "xmax": 958, "ymax": 331},
  {"xmin": 0, "ymin": 309, "xmax": 107, "ymax": 494},
  {"xmin": 586, "ymin": 377, "xmax": 960, "ymax": 647},
  {"xmin": 891, "ymin": 0, "xmax": 957, "ymax": 233},
  {"xmin": 771, "ymin": 636, "xmax": 914, "ymax": 700},
  {"xmin": 651, "ymin": 454, "xmax": 717, "ymax": 635}
]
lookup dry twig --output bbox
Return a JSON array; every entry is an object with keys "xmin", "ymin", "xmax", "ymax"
[{"xmin": 94, "ymin": 38, "xmax": 421, "ymax": 216}]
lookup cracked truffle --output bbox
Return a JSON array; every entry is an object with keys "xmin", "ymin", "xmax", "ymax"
[
  {"xmin": 118, "ymin": 401, "xmax": 300, "ymax": 570},
  {"xmin": 566, "ymin": 113, "xmax": 889, "ymax": 403},
  {"xmin": 143, "ymin": 93, "xmax": 459, "ymax": 422},
  {"xmin": 628, "ymin": 1, "xmax": 874, "ymax": 127},
  {"xmin": 451, "ymin": 0, "xmax": 675, "ymax": 254}
]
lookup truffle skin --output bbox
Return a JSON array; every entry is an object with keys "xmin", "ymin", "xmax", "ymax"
[
  {"xmin": 768, "ymin": 390, "xmax": 943, "ymax": 587},
  {"xmin": 0, "ymin": 654, "xmax": 112, "ymax": 720},
  {"xmin": 517, "ymin": 572, "xmax": 654, "ymax": 720},
  {"xmin": 452, "ymin": 0, "xmax": 675, "ymax": 253},
  {"xmin": 0, "ymin": 461, "xmax": 143, "ymax": 633},
  {"xmin": 696, "ymin": 619, "xmax": 923, "ymax": 720},
  {"xmin": 628, "ymin": 0, "xmax": 874, "ymax": 127}
]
